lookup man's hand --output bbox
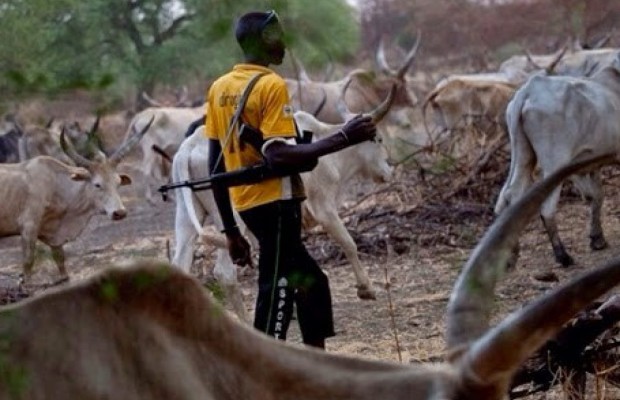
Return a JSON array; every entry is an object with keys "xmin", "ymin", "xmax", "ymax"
[
  {"xmin": 226, "ymin": 230, "xmax": 253, "ymax": 267},
  {"xmin": 340, "ymin": 114, "xmax": 377, "ymax": 145}
]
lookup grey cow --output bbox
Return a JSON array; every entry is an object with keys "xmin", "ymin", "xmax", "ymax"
[{"xmin": 495, "ymin": 52, "xmax": 620, "ymax": 266}]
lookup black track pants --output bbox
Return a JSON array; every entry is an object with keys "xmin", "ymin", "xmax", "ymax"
[{"xmin": 239, "ymin": 199, "xmax": 335, "ymax": 343}]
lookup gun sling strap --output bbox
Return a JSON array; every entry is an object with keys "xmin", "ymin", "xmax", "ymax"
[{"xmin": 211, "ymin": 72, "xmax": 269, "ymax": 174}]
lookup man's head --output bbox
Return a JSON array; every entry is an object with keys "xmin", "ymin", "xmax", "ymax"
[{"xmin": 235, "ymin": 10, "xmax": 285, "ymax": 66}]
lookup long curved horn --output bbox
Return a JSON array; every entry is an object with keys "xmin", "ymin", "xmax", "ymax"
[
  {"xmin": 311, "ymin": 88, "xmax": 327, "ymax": 117},
  {"xmin": 367, "ymin": 83, "xmax": 397, "ymax": 123},
  {"xmin": 60, "ymin": 127, "xmax": 94, "ymax": 168},
  {"xmin": 336, "ymin": 77, "xmax": 354, "ymax": 118},
  {"xmin": 141, "ymin": 92, "xmax": 165, "ymax": 108},
  {"xmin": 89, "ymin": 115, "xmax": 100, "ymax": 136},
  {"xmin": 544, "ymin": 44, "xmax": 568, "ymax": 75},
  {"xmin": 322, "ymin": 59, "xmax": 335, "ymax": 81},
  {"xmin": 446, "ymin": 154, "xmax": 618, "ymax": 387},
  {"xmin": 109, "ymin": 115, "xmax": 155, "ymax": 166},
  {"xmin": 375, "ymin": 37, "xmax": 396, "ymax": 76},
  {"xmin": 336, "ymin": 71, "xmax": 396, "ymax": 123},
  {"xmin": 591, "ymin": 31, "xmax": 613, "ymax": 49},
  {"xmin": 289, "ymin": 51, "xmax": 312, "ymax": 82},
  {"xmin": 175, "ymin": 86, "xmax": 189, "ymax": 107},
  {"xmin": 396, "ymin": 30, "xmax": 422, "ymax": 80}
]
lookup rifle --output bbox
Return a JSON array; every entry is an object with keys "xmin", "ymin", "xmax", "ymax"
[{"xmin": 158, "ymin": 162, "xmax": 274, "ymax": 201}]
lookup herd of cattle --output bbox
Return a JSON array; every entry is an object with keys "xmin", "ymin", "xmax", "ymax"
[{"xmin": 0, "ymin": 35, "xmax": 620, "ymax": 398}]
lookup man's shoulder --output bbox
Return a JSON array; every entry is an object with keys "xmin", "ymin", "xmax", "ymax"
[
  {"xmin": 211, "ymin": 70, "xmax": 236, "ymax": 87},
  {"xmin": 256, "ymin": 72, "xmax": 288, "ymax": 95}
]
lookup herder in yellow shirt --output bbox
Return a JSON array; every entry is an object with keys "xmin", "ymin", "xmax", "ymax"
[{"xmin": 206, "ymin": 10, "xmax": 378, "ymax": 350}]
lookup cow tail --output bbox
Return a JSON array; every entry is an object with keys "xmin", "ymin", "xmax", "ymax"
[
  {"xmin": 173, "ymin": 141, "xmax": 203, "ymax": 235},
  {"xmin": 495, "ymin": 85, "xmax": 529, "ymax": 214},
  {"xmin": 421, "ymin": 88, "xmax": 440, "ymax": 145}
]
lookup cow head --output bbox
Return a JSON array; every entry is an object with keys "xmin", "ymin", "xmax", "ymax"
[
  {"xmin": 337, "ymin": 77, "xmax": 397, "ymax": 183},
  {"xmin": 373, "ymin": 32, "xmax": 422, "ymax": 110},
  {"xmin": 499, "ymin": 44, "xmax": 568, "ymax": 83},
  {"xmin": 60, "ymin": 116, "xmax": 154, "ymax": 220}
]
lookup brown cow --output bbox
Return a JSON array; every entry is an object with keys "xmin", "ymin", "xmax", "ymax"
[
  {"xmin": 422, "ymin": 79, "xmax": 517, "ymax": 155},
  {"xmin": 0, "ymin": 153, "xmax": 617, "ymax": 399},
  {"xmin": 0, "ymin": 118, "xmax": 152, "ymax": 282}
]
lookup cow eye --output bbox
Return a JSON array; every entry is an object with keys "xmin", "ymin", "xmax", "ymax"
[{"xmin": 94, "ymin": 182, "xmax": 103, "ymax": 189}]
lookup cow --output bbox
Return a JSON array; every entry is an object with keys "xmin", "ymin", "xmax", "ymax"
[
  {"xmin": 0, "ymin": 117, "xmax": 153, "ymax": 283},
  {"xmin": 170, "ymin": 81, "xmax": 396, "ymax": 313},
  {"xmin": 494, "ymin": 53, "xmax": 620, "ymax": 267},
  {"xmin": 497, "ymin": 44, "xmax": 569, "ymax": 84},
  {"xmin": 121, "ymin": 104, "xmax": 205, "ymax": 204},
  {"xmin": 0, "ymin": 153, "xmax": 617, "ymax": 400},
  {"xmin": 421, "ymin": 78, "xmax": 517, "ymax": 155},
  {"xmin": 18, "ymin": 117, "xmax": 103, "ymax": 164},
  {"xmin": 554, "ymin": 47, "xmax": 620, "ymax": 77},
  {"xmin": 285, "ymin": 34, "xmax": 420, "ymax": 129},
  {"xmin": 0, "ymin": 114, "xmax": 23, "ymax": 163}
]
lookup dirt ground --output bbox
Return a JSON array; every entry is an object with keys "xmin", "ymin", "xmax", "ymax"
[{"xmin": 1, "ymin": 140, "xmax": 620, "ymax": 399}]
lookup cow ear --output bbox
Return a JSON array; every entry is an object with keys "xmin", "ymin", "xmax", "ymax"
[
  {"xmin": 119, "ymin": 174, "xmax": 132, "ymax": 186},
  {"xmin": 70, "ymin": 168, "xmax": 91, "ymax": 181}
]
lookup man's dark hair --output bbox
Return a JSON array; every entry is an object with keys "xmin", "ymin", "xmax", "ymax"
[{"xmin": 234, "ymin": 11, "xmax": 276, "ymax": 53}]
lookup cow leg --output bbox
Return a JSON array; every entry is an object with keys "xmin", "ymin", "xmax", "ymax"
[
  {"xmin": 540, "ymin": 186, "xmax": 574, "ymax": 267},
  {"xmin": 312, "ymin": 208, "xmax": 376, "ymax": 300},
  {"xmin": 20, "ymin": 237, "xmax": 36, "ymax": 283},
  {"xmin": 583, "ymin": 173, "xmax": 607, "ymax": 251},
  {"xmin": 213, "ymin": 249, "xmax": 250, "ymax": 323},
  {"xmin": 50, "ymin": 245, "xmax": 69, "ymax": 282}
]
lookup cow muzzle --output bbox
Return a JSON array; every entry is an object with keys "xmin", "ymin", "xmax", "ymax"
[{"xmin": 111, "ymin": 209, "xmax": 127, "ymax": 221}]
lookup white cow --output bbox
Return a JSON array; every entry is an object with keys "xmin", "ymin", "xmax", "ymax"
[
  {"xmin": 0, "ymin": 154, "xmax": 617, "ymax": 400},
  {"xmin": 554, "ymin": 47, "xmax": 620, "ymax": 77},
  {"xmin": 495, "ymin": 53, "xmax": 620, "ymax": 266},
  {"xmin": 122, "ymin": 104, "xmax": 204, "ymax": 203},
  {"xmin": 285, "ymin": 35, "xmax": 421, "ymax": 130},
  {"xmin": 171, "ymin": 83, "xmax": 395, "ymax": 314},
  {"xmin": 0, "ymin": 118, "xmax": 152, "ymax": 282}
]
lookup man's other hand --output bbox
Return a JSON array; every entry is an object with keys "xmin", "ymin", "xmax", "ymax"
[
  {"xmin": 226, "ymin": 231, "xmax": 252, "ymax": 267},
  {"xmin": 341, "ymin": 114, "xmax": 377, "ymax": 145}
]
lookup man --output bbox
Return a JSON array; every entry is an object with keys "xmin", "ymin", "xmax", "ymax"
[{"xmin": 206, "ymin": 10, "xmax": 378, "ymax": 349}]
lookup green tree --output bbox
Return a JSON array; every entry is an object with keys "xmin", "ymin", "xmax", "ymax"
[{"xmin": 0, "ymin": 0, "xmax": 359, "ymax": 109}]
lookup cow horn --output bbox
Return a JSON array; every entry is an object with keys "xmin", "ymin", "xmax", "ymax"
[
  {"xmin": 322, "ymin": 59, "xmax": 335, "ymax": 81},
  {"xmin": 367, "ymin": 83, "xmax": 397, "ymax": 123},
  {"xmin": 591, "ymin": 30, "xmax": 613, "ymax": 49},
  {"xmin": 60, "ymin": 127, "xmax": 94, "ymax": 168},
  {"xmin": 289, "ymin": 52, "xmax": 312, "ymax": 82},
  {"xmin": 89, "ymin": 115, "xmax": 100, "ymax": 136},
  {"xmin": 141, "ymin": 92, "xmax": 165, "ymax": 108},
  {"xmin": 544, "ymin": 44, "xmax": 568, "ymax": 75},
  {"xmin": 336, "ymin": 77, "xmax": 354, "ymax": 117},
  {"xmin": 109, "ymin": 115, "xmax": 155, "ymax": 166},
  {"xmin": 526, "ymin": 43, "xmax": 568, "ymax": 75},
  {"xmin": 396, "ymin": 30, "xmax": 422, "ymax": 80},
  {"xmin": 446, "ymin": 153, "xmax": 618, "ymax": 391},
  {"xmin": 175, "ymin": 86, "xmax": 189, "ymax": 107},
  {"xmin": 375, "ymin": 37, "xmax": 397, "ymax": 76},
  {"xmin": 311, "ymin": 88, "xmax": 327, "ymax": 117}
]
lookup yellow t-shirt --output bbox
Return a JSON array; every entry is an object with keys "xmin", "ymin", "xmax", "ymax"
[{"xmin": 205, "ymin": 64, "xmax": 305, "ymax": 211}]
